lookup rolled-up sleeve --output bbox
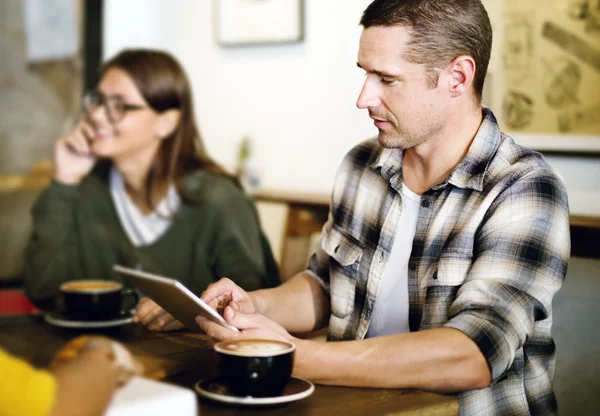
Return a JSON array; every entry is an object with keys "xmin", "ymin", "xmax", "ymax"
[
  {"xmin": 306, "ymin": 214, "xmax": 333, "ymax": 294},
  {"xmin": 307, "ymin": 213, "xmax": 335, "ymax": 294},
  {"xmin": 0, "ymin": 349, "xmax": 57, "ymax": 416},
  {"xmin": 443, "ymin": 172, "xmax": 570, "ymax": 382}
]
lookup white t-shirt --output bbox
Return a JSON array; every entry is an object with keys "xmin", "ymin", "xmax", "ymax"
[
  {"xmin": 110, "ymin": 167, "xmax": 181, "ymax": 247},
  {"xmin": 366, "ymin": 185, "xmax": 421, "ymax": 338}
]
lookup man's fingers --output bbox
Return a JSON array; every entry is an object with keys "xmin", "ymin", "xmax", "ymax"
[
  {"xmin": 223, "ymin": 306, "xmax": 264, "ymax": 330},
  {"xmin": 223, "ymin": 304, "xmax": 236, "ymax": 322},
  {"xmin": 196, "ymin": 316, "xmax": 239, "ymax": 341},
  {"xmin": 200, "ymin": 278, "xmax": 236, "ymax": 305},
  {"xmin": 201, "ymin": 294, "xmax": 231, "ymax": 316},
  {"xmin": 235, "ymin": 298, "xmax": 257, "ymax": 314},
  {"xmin": 200, "ymin": 286, "xmax": 225, "ymax": 306}
]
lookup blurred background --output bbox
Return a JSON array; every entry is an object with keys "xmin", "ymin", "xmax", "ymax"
[{"xmin": 1, "ymin": 1, "xmax": 599, "ymax": 414}]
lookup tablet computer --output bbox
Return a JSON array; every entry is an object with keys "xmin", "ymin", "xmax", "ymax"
[{"xmin": 113, "ymin": 265, "xmax": 238, "ymax": 332}]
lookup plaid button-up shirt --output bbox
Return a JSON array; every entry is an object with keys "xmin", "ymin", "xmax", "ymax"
[{"xmin": 308, "ymin": 109, "xmax": 570, "ymax": 415}]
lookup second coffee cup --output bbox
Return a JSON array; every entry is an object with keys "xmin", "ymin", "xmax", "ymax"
[
  {"xmin": 215, "ymin": 339, "xmax": 296, "ymax": 397},
  {"xmin": 58, "ymin": 280, "xmax": 138, "ymax": 321}
]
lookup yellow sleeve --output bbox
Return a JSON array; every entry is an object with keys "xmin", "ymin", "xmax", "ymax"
[{"xmin": 0, "ymin": 348, "xmax": 57, "ymax": 416}]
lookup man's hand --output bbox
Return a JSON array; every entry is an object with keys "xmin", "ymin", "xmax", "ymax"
[
  {"xmin": 133, "ymin": 297, "xmax": 185, "ymax": 331},
  {"xmin": 196, "ymin": 301, "xmax": 294, "ymax": 344},
  {"xmin": 200, "ymin": 278, "xmax": 259, "ymax": 316}
]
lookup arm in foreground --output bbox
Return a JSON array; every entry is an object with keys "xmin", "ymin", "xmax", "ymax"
[
  {"xmin": 293, "ymin": 172, "xmax": 568, "ymax": 391},
  {"xmin": 199, "ymin": 172, "xmax": 569, "ymax": 393},
  {"xmin": 198, "ymin": 271, "xmax": 489, "ymax": 392},
  {"xmin": 200, "ymin": 270, "xmax": 331, "ymax": 335},
  {"xmin": 0, "ymin": 337, "xmax": 142, "ymax": 416},
  {"xmin": 50, "ymin": 336, "xmax": 143, "ymax": 416},
  {"xmin": 199, "ymin": 308, "xmax": 490, "ymax": 392},
  {"xmin": 293, "ymin": 170, "xmax": 569, "ymax": 391}
]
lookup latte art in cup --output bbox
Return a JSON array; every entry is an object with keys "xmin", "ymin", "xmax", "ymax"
[
  {"xmin": 61, "ymin": 281, "xmax": 122, "ymax": 293},
  {"xmin": 58, "ymin": 279, "xmax": 138, "ymax": 321},
  {"xmin": 214, "ymin": 339, "xmax": 296, "ymax": 397},
  {"xmin": 216, "ymin": 339, "xmax": 294, "ymax": 357}
]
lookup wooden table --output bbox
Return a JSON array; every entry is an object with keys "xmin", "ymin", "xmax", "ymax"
[{"xmin": 0, "ymin": 315, "xmax": 459, "ymax": 415}]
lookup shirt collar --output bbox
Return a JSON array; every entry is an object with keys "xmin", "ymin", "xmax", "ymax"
[
  {"xmin": 369, "ymin": 107, "xmax": 502, "ymax": 192},
  {"xmin": 371, "ymin": 146, "xmax": 404, "ymax": 192},
  {"xmin": 442, "ymin": 107, "xmax": 502, "ymax": 192}
]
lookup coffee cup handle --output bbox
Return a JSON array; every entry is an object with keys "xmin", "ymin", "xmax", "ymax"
[{"xmin": 121, "ymin": 288, "xmax": 140, "ymax": 315}]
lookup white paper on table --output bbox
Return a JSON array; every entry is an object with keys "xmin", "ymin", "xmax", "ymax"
[
  {"xmin": 24, "ymin": 0, "xmax": 78, "ymax": 62},
  {"xmin": 105, "ymin": 376, "xmax": 197, "ymax": 416}
]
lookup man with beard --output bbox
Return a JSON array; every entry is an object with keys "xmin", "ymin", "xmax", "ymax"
[{"xmin": 197, "ymin": 1, "xmax": 570, "ymax": 414}]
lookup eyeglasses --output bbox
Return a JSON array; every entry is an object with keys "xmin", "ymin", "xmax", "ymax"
[{"xmin": 83, "ymin": 91, "xmax": 148, "ymax": 124}]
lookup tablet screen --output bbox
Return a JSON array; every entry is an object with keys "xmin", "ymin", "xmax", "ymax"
[{"xmin": 113, "ymin": 265, "xmax": 239, "ymax": 332}]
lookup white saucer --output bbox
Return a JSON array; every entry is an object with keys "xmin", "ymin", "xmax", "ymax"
[
  {"xmin": 43, "ymin": 311, "xmax": 134, "ymax": 329},
  {"xmin": 194, "ymin": 376, "xmax": 314, "ymax": 406}
]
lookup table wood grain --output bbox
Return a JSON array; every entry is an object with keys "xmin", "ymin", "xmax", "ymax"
[{"xmin": 0, "ymin": 315, "xmax": 459, "ymax": 415}]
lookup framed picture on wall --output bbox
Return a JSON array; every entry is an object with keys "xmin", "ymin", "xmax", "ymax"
[
  {"xmin": 215, "ymin": 0, "xmax": 304, "ymax": 46},
  {"xmin": 483, "ymin": 0, "xmax": 600, "ymax": 153}
]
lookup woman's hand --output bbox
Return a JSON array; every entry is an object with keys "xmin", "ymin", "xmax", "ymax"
[
  {"xmin": 133, "ymin": 297, "xmax": 185, "ymax": 331},
  {"xmin": 53, "ymin": 119, "xmax": 97, "ymax": 185}
]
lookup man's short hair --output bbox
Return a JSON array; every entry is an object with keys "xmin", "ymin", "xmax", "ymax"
[{"xmin": 360, "ymin": 0, "xmax": 493, "ymax": 102}]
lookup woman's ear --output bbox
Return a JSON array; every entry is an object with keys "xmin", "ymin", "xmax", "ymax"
[{"xmin": 155, "ymin": 109, "xmax": 181, "ymax": 139}]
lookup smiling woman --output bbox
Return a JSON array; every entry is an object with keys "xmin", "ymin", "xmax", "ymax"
[{"xmin": 23, "ymin": 49, "xmax": 280, "ymax": 331}]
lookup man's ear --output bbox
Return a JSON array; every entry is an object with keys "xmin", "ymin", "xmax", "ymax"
[
  {"xmin": 155, "ymin": 109, "xmax": 181, "ymax": 139},
  {"xmin": 447, "ymin": 55, "xmax": 476, "ymax": 98}
]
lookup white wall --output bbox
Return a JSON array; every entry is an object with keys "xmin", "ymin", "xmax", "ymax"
[{"xmin": 104, "ymin": 0, "xmax": 600, "ymax": 215}]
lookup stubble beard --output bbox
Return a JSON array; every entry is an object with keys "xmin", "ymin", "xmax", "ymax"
[{"xmin": 377, "ymin": 127, "xmax": 425, "ymax": 150}]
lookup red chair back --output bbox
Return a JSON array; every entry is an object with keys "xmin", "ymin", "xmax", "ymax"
[{"xmin": 0, "ymin": 290, "xmax": 39, "ymax": 316}]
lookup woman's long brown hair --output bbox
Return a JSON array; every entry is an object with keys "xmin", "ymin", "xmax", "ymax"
[{"xmin": 99, "ymin": 49, "xmax": 238, "ymax": 210}]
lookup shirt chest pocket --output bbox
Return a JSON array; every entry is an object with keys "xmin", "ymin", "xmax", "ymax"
[
  {"xmin": 322, "ymin": 227, "xmax": 363, "ymax": 318},
  {"xmin": 427, "ymin": 256, "xmax": 472, "ymax": 287},
  {"xmin": 420, "ymin": 256, "xmax": 472, "ymax": 329}
]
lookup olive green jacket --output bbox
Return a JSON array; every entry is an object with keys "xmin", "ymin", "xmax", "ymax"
[{"xmin": 24, "ymin": 163, "xmax": 279, "ymax": 307}]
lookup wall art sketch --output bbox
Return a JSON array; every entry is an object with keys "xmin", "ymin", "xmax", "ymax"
[{"xmin": 483, "ymin": 0, "xmax": 600, "ymax": 149}]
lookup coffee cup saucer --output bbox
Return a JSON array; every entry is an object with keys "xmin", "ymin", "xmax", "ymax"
[
  {"xmin": 194, "ymin": 376, "xmax": 314, "ymax": 406},
  {"xmin": 43, "ymin": 309, "xmax": 135, "ymax": 329}
]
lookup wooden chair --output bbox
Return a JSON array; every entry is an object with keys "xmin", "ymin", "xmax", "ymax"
[
  {"xmin": 0, "ymin": 159, "xmax": 53, "ymax": 192},
  {"xmin": 0, "ymin": 160, "xmax": 53, "ymax": 286}
]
